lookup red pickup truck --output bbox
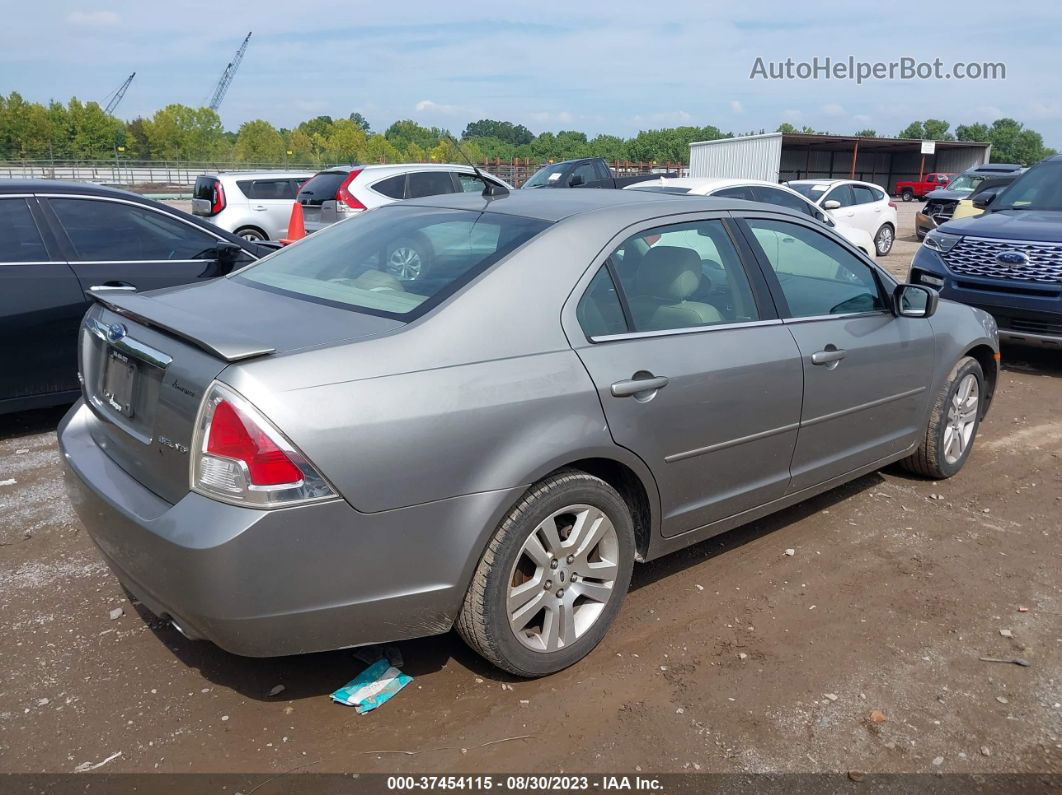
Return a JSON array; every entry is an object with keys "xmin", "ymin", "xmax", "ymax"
[{"xmin": 894, "ymin": 173, "xmax": 955, "ymax": 201}]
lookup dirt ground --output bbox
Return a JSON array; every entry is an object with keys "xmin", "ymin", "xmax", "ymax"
[{"xmin": 1, "ymin": 203, "xmax": 1061, "ymax": 776}]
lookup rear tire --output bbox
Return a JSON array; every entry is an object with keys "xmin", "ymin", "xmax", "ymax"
[
  {"xmin": 901, "ymin": 356, "xmax": 984, "ymax": 479},
  {"xmin": 874, "ymin": 223, "xmax": 895, "ymax": 256},
  {"xmin": 235, "ymin": 226, "xmax": 267, "ymax": 242},
  {"xmin": 456, "ymin": 470, "xmax": 635, "ymax": 677},
  {"xmin": 385, "ymin": 236, "xmax": 431, "ymax": 281},
  {"xmin": 902, "ymin": 189, "xmax": 914, "ymax": 202}
]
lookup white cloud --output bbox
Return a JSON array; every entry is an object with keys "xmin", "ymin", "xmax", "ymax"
[
  {"xmin": 415, "ymin": 99, "xmax": 461, "ymax": 114},
  {"xmin": 821, "ymin": 103, "xmax": 845, "ymax": 117},
  {"xmin": 730, "ymin": 100, "xmax": 744, "ymax": 114},
  {"xmin": 527, "ymin": 110, "xmax": 575, "ymax": 125},
  {"xmin": 67, "ymin": 10, "xmax": 120, "ymax": 27},
  {"xmin": 631, "ymin": 110, "xmax": 692, "ymax": 126},
  {"xmin": 1029, "ymin": 102, "xmax": 1062, "ymax": 120}
]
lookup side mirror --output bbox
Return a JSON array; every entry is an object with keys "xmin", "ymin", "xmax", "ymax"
[
  {"xmin": 972, "ymin": 188, "xmax": 999, "ymax": 210},
  {"xmin": 823, "ymin": 199, "xmax": 841, "ymax": 210},
  {"xmin": 214, "ymin": 242, "xmax": 244, "ymax": 274},
  {"xmin": 894, "ymin": 283, "xmax": 939, "ymax": 318},
  {"xmin": 568, "ymin": 174, "xmax": 585, "ymax": 187}
]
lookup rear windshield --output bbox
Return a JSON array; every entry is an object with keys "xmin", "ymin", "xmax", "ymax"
[
  {"xmin": 193, "ymin": 176, "xmax": 218, "ymax": 200},
  {"xmin": 235, "ymin": 206, "xmax": 550, "ymax": 319},
  {"xmin": 297, "ymin": 171, "xmax": 350, "ymax": 205},
  {"xmin": 787, "ymin": 182, "xmax": 829, "ymax": 201}
]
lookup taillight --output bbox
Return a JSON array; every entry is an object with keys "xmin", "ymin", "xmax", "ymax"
[
  {"xmin": 192, "ymin": 383, "xmax": 335, "ymax": 507},
  {"xmin": 211, "ymin": 181, "xmax": 226, "ymax": 215},
  {"xmin": 336, "ymin": 169, "xmax": 365, "ymax": 212},
  {"xmin": 888, "ymin": 201, "xmax": 897, "ymax": 209}
]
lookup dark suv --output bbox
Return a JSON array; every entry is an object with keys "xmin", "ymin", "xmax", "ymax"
[
  {"xmin": 910, "ymin": 155, "xmax": 1062, "ymax": 348},
  {"xmin": 915, "ymin": 163, "xmax": 1024, "ymax": 239}
]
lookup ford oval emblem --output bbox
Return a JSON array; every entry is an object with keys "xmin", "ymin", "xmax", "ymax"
[
  {"xmin": 106, "ymin": 323, "xmax": 127, "ymax": 343},
  {"xmin": 996, "ymin": 251, "xmax": 1029, "ymax": 267}
]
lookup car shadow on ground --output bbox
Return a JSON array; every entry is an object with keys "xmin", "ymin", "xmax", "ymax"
[
  {"xmin": 138, "ymin": 471, "xmax": 887, "ymax": 700},
  {"xmin": 0, "ymin": 404, "xmax": 70, "ymax": 441},
  {"xmin": 1000, "ymin": 344, "xmax": 1062, "ymax": 379}
]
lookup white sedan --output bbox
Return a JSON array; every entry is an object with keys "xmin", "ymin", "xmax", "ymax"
[
  {"xmin": 625, "ymin": 177, "xmax": 878, "ymax": 258},
  {"xmin": 785, "ymin": 179, "xmax": 898, "ymax": 256}
]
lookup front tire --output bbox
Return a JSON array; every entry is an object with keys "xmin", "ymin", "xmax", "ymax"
[
  {"xmin": 901, "ymin": 356, "xmax": 984, "ymax": 479},
  {"xmin": 456, "ymin": 471, "xmax": 635, "ymax": 677},
  {"xmin": 874, "ymin": 223, "xmax": 895, "ymax": 256}
]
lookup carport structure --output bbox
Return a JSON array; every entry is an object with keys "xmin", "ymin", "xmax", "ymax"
[{"xmin": 689, "ymin": 132, "xmax": 992, "ymax": 194}]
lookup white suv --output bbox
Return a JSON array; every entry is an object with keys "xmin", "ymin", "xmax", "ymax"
[
  {"xmin": 297, "ymin": 164, "xmax": 512, "ymax": 234},
  {"xmin": 192, "ymin": 171, "xmax": 315, "ymax": 241},
  {"xmin": 786, "ymin": 179, "xmax": 898, "ymax": 256}
]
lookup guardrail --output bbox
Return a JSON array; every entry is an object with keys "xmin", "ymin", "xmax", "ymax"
[{"xmin": 0, "ymin": 159, "xmax": 686, "ymax": 189}]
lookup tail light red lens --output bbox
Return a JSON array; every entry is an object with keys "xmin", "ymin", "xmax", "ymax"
[
  {"xmin": 192, "ymin": 383, "xmax": 336, "ymax": 508},
  {"xmin": 211, "ymin": 181, "xmax": 226, "ymax": 215},
  {"xmin": 336, "ymin": 169, "xmax": 365, "ymax": 211},
  {"xmin": 888, "ymin": 201, "xmax": 897, "ymax": 209},
  {"xmin": 206, "ymin": 400, "xmax": 302, "ymax": 486}
]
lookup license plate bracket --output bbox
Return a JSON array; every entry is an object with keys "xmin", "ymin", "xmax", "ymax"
[{"xmin": 102, "ymin": 349, "xmax": 138, "ymax": 417}]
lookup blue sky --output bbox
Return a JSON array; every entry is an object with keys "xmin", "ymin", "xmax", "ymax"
[{"xmin": 2, "ymin": 0, "xmax": 1060, "ymax": 147}]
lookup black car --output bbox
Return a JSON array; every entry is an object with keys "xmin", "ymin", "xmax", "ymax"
[{"xmin": 0, "ymin": 181, "xmax": 273, "ymax": 414}]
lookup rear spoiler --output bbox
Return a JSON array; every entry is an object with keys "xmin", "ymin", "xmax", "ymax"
[{"xmin": 89, "ymin": 291, "xmax": 275, "ymax": 362}]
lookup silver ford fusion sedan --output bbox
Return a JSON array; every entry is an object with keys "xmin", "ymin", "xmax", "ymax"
[{"xmin": 60, "ymin": 188, "xmax": 999, "ymax": 677}]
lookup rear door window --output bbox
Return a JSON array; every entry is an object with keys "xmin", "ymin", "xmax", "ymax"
[
  {"xmin": 372, "ymin": 174, "xmax": 407, "ymax": 199},
  {"xmin": 0, "ymin": 198, "xmax": 50, "ymax": 262},
  {"xmin": 851, "ymin": 185, "xmax": 879, "ymax": 204},
  {"xmin": 570, "ymin": 162, "xmax": 598, "ymax": 186},
  {"xmin": 407, "ymin": 171, "xmax": 458, "ymax": 198},
  {"xmin": 753, "ymin": 186, "xmax": 817, "ymax": 216},
  {"xmin": 51, "ymin": 198, "xmax": 219, "ymax": 261},
  {"xmin": 247, "ymin": 179, "xmax": 298, "ymax": 200}
]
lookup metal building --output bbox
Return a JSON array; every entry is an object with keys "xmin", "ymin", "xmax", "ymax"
[{"xmin": 689, "ymin": 132, "xmax": 992, "ymax": 191}]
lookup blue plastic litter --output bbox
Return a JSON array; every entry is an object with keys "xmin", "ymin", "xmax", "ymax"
[{"xmin": 330, "ymin": 658, "xmax": 412, "ymax": 714}]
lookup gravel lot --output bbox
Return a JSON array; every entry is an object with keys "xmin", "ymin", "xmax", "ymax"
[{"xmin": 1, "ymin": 202, "xmax": 1061, "ymax": 776}]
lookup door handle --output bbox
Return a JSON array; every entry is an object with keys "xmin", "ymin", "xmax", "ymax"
[
  {"xmin": 253, "ymin": 205, "xmax": 267, "ymax": 211},
  {"xmin": 89, "ymin": 283, "xmax": 137, "ymax": 293},
  {"xmin": 811, "ymin": 347, "xmax": 847, "ymax": 365},
  {"xmin": 611, "ymin": 375, "xmax": 669, "ymax": 397}
]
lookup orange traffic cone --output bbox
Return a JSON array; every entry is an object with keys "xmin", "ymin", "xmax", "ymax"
[{"xmin": 280, "ymin": 201, "xmax": 306, "ymax": 245}]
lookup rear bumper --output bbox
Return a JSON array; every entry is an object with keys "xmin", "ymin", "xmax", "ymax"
[{"xmin": 59, "ymin": 401, "xmax": 521, "ymax": 657}]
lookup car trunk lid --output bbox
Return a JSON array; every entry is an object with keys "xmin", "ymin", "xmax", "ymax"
[{"xmin": 81, "ymin": 278, "xmax": 403, "ymax": 503}]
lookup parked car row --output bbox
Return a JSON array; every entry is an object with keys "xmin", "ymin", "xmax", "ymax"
[
  {"xmin": 915, "ymin": 164, "xmax": 1025, "ymax": 239},
  {"xmin": 910, "ymin": 154, "xmax": 1062, "ymax": 349}
]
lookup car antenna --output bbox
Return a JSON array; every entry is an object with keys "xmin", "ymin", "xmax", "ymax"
[{"xmin": 446, "ymin": 134, "xmax": 509, "ymax": 198}]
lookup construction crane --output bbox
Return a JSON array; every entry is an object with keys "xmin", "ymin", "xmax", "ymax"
[
  {"xmin": 208, "ymin": 32, "xmax": 252, "ymax": 111},
  {"xmin": 103, "ymin": 72, "xmax": 135, "ymax": 115}
]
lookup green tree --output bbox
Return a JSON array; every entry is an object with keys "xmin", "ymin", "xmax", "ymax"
[
  {"xmin": 360, "ymin": 133, "xmax": 401, "ymax": 163},
  {"xmin": 462, "ymin": 119, "xmax": 534, "ymax": 146},
  {"xmin": 384, "ymin": 119, "xmax": 447, "ymax": 151},
  {"xmin": 776, "ymin": 122, "xmax": 797, "ymax": 133},
  {"xmin": 587, "ymin": 134, "xmax": 628, "ymax": 162},
  {"xmin": 67, "ymin": 98, "xmax": 125, "ymax": 158},
  {"xmin": 327, "ymin": 118, "xmax": 368, "ymax": 163},
  {"xmin": 234, "ymin": 119, "xmax": 286, "ymax": 162},
  {"xmin": 296, "ymin": 115, "xmax": 334, "ymax": 139},
  {"xmin": 955, "ymin": 122, "xmax": 991, "ymax": 142},
  {"xmin": 897, "ymin": 121, "xmax": 925, "ymax": 139},
  {"xmin": 348, "ymin": 112, "xmax": 371, "ymax": 133},
  {"xmin": 853, "ymin": 128, "xmax": 877, "ymax": 137},
  {"xmin": 983, "ymin": 118, "xmax": 1055, "ymax": 165},
  {"xmin": 143, "ymin": 104, "xmax": 225, "ymax": 160},
  {"xmin": 898, "ymin": 119, "xmax": 953, "ymax": 140}
]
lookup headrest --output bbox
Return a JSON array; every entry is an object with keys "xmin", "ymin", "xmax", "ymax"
[
  {"xmin": 353, "ymin": 269, "xmax": 404, "ymax": 292},
  {"xmin": 637, "ymin": 246, "xmax": 702, "ymax": 301}
]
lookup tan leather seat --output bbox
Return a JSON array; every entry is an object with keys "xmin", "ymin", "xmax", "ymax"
[{"xmin": 628, "ymin": 246, "xmax": 722, "ymax": 331}]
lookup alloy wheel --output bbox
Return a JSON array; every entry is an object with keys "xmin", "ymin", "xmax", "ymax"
[
  {"xmin": 386, "ymin": 247, "xmax": 423, "ymax": 280},
  {"xmin": 877, "ymin": 226, "xmax": 894, "ymax": 254},
  {"xmin": 506, "ymin": 504, "xmax": 620, "ymax": 653},
  {"xmin": 943, "ymin": 374, "xmax": 979, "ymax": 465}
]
